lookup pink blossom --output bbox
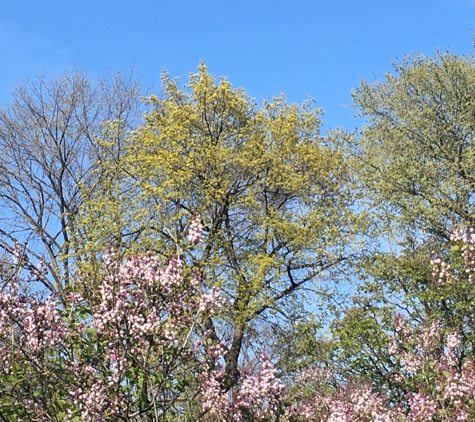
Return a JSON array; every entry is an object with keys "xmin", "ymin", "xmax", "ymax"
[
  {"xmin": 188, "ymin": 212, "xmax": 204, "ymax": 243},
  {"xmin": 447, "ymin": 332, "xmax": 460, "ymax": 349}
]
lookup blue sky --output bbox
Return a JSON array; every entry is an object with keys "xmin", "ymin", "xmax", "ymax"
[{"xmin": 1, "ymin": 1, "xmax": 474, "ymax": 131}]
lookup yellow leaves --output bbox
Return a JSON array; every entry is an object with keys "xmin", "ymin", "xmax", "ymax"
[{"xmin": 76, "ymin": 62, "xmax": 354, "ymax": 326}]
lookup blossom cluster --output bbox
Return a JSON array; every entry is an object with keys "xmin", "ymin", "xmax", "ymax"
[
  {"xmin": 387, "ymin": 315, "xmax": 475, "ymax": 421},
  {"xmin": 0, "ymin": 218, "xmax": 232, "ymax": 420},
  {"xmin": 188, "ymin": 212, "xmax": 204, "ymax": 244},
  {"xmin": 200, "ymin": 353, "xmax": 286, "ymax": 421},
  {"xmin": 2, "ymin": 221, "xmax": 475, "ymax": 420}
]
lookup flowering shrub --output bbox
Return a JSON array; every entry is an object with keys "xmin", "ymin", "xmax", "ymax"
[
  {"xmin": 280, "ymin": 224, "xmax": 475, "ymax": 421},
  {"xmin": 386, "ymin": 316, "xmax": 475, "ymax": 421},
  {"xmin": 199, "ymin": 353, "xmax": 285, "ymax": 421},
  {"xmin": 279, "ymin": 321, "xmax": 475, "ymax": 421},
  {"xmin": 0, "ymin": 249, "xmax": 219, "ymax": 420},
  {"xmin": 3, "ymin": 222, "xmax": 475, "ymax": 421},
  {"xmin": 0, "ymin": 216, "xmax": 231, "ymax": 420}
]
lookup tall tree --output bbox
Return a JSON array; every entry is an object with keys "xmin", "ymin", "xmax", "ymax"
[
  {"xmin": 78, "ymin": 63, "xmax": 359, "ymax": 383},
  {"xmin": 0, "ymin": 67, "xmax": 143, "ymax": 298},
  {"xmin": 351, "ymin": 50, "xmax": 475, "ymax": 243},
  {"xmin": 328, "ymin": 49, "xmax": 475, "ymax": 389}
]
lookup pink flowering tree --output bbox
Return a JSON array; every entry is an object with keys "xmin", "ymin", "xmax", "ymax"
[
  {"xmin": 276, "ymin": 224, "xmax": 475, "ymax": 421},
  {"xmin": 198, "ymin": 352, "xmax": 286, "ymax": 421},
  {"xmin": 277, "ymin": 320, "xmax": 475, "ymax": 421},
  {"xmin": 4, "ymin": 216, "xmax": 475, "ymax": 421},
  {"xmin": 384, "ymin": 315, "xmax": 475, "ymax": 421},
  {"xmin": 0, "ymin": 215, "xmax": 231, "ymax": 421}
]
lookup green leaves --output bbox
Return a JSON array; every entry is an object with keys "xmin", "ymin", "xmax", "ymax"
[
  {"xmin": 76, "ymin": 63, "xmax": 358, "ymax": 383},
  {"xmin": 324, "ymin": 49, "xmax": 475, "ymax": 391},
  {"xmin": 351, "ymin": 50, "xmax": 475, "ymax": 242}
]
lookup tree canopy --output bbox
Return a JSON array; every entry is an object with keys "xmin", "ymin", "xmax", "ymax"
[
  {"xmin": 351, "ymin": 50, "xmax": 475, "ymax": 242},
  {"xmin": 3, "ymin": 48, "xmax": 475, "ymax": 420},
  {"xmin": 0, "ymin": 67, "xmax": 143, "ymax": 299},
  {"xmin": 327, "ymin": 49, "xmax": 475, "ymax": 390},
  {"xmin": 77, "ymin": 63, "xmax": 359, "ymax": 383}
]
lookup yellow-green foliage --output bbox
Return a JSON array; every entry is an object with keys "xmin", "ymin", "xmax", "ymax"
[
  {"xmin": 76, "ymin": 63, "xmax": 354, "ymax": 324},
  {"xmin": 351, "ymin": 51, "xmax": 475, "ymax": 241}
]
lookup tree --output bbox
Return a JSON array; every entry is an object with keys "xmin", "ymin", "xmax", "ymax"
[
  {"xmin": 0, "ymin": 231, "xmax": 227, "ymax": 420},
  {"xmin": 328, "ymin": 48, "xmax": 475, "ymax": 390},
  {"xmin": 0, "ymin": 67, "xmax": 143, "ymax": 300},
  {"xmin": 77, "ymin": 63, "xmax": 359, "ymax": 384},
  {"xmin": 350, "ymin": 50, "xmax": 475, "ymax": 243},
  {"xmin": 4, "ymin": 221, "xmax": 475, "ymax": 420}
]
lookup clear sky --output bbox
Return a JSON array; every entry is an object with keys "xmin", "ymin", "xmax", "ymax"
[{"xmin": 1, "ymin": 1, "xmax": 474, "ymax": 131}]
